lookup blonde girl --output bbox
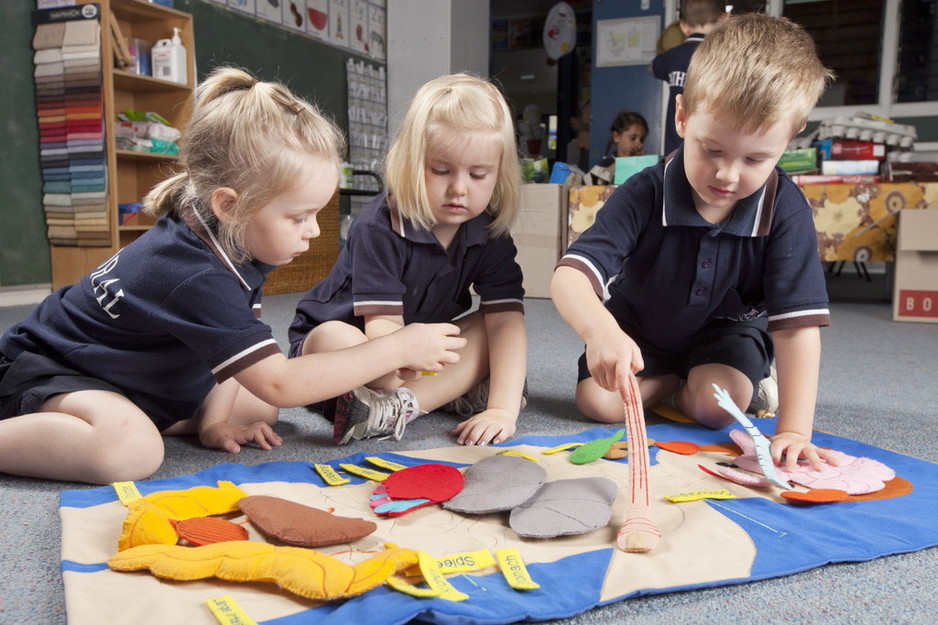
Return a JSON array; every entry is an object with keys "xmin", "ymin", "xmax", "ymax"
[
  {"xmin": 0, "ymin": 67, "xmax": 464, "ymax": 484},
  {"xmin": 290, "ymin": 73, "xmax": 527, "ymax": 447}
]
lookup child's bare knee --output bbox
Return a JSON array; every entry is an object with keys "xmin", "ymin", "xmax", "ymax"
[{"xmin": 86, "ymin": 425, "xmax": 165, "ymax": 484}]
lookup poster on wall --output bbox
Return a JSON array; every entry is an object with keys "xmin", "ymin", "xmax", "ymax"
[
  {"xmin": 368, "ymin": 2, "xmax": 386, "ymax": 61},
  {"xmin": 329, "ymin": 0, "xmax": 350, "ymax": 47},
  {"xmin": 595, "ymin": 16, "xmax": 659, "ymax": 67},
  {"xmin": 349, "ymin": 0, "xmax": 368, "ymax": 54},
  {"xmin": 226, "ymin": 0, "xmax": 256, "ymax": 16},
  {"xmin": 255, "ymin": 0, "xmax": 281, "ymax": 25},
  {"xmin": 306, "ymin": 0, "xmax": 329, "ymax": 40},
  {"xmin": 283, "ymin": 0, "xmax": 307, "ymax": 31}
]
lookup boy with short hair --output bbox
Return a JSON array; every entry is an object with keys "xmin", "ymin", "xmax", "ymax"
[
  {"xmin": 652, "ymin": 0, "xmax": 728, "ymax": 155},
  {"xmin": 551, "ymin": 13, "xmax": 836, "ymax": 471}
]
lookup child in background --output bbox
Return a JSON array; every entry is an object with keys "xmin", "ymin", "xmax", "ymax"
[
  {"xmin": 289, "ymin": 73, "xmax": 527, "ymax": 447},
  {"xmin": 0, "ymin": 67, "xmax": 464, "ymax": 484},
  {"xmin": 552, "ymin": 14, "xmax": 838, "ymax": 471},
  {"xmin": 652, "ymin": 0, "xmax": 728, "ymax": 155},
  {"xmin": 585, "ymin": 111, "xmax": 649, "ymax": 185}
]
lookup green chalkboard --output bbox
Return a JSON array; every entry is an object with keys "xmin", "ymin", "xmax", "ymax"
[{"xmin": 0, "ymin": 3, "xmax": 49, "ymax": 287}]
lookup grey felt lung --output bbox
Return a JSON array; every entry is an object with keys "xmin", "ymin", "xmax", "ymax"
[
  {"xmin": 442, "ymin": 454, "xmax": 546, "ymax": 514},
  {"xmin": 508, "ymin": 477, "xmax": 618, "ymax": 538}
]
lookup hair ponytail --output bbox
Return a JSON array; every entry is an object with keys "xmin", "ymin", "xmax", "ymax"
[{"xmin": 141, "ymin": 66, "xmax": 345, "ymax": 262}]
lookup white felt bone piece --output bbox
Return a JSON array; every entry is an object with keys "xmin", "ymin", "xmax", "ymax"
[
  {"xmin": 616, "ymin": 374, "xmax": 661, "ymax": 553},
  {"xmin": 729, "ymin": 429, "xmax": 895, "ymax": 495},
  {"xmin": 712, "ymin": 384, "xmax": 792, "ymax": 490}
]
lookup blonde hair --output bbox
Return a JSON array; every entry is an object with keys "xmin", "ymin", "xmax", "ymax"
[
  {"xmin": 144, "ymin": 66, "xmax": 346, "ymax": 263},
  {"xmin": 384, "ymin": 73, "xmax": 522, "ymax": 237},
  {"xmin": 682, "ymin": 13, "xmax": 834, "ymax": 136}
]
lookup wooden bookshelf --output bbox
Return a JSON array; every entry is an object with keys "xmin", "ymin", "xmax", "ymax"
[{"xmin": 50, "ymin": 0, "xmax": 194, "ymax": 290}]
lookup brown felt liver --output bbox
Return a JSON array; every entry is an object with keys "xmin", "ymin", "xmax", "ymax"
[{"xmin": 239, "ymin": 495, "xmax": 377, "ymax": 547}]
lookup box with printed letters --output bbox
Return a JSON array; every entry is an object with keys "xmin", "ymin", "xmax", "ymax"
[
  {"xmin": 511, "ymin": 184, "xmax": 568, "ymax": 299},
  {"xmin": 893, "ymin": 209, "xmax": 938, "ymax": 324}
]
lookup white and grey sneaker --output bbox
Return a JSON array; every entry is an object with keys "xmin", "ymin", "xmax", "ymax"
[
  {"xmin": 332, "ymin": 386, "xmax": 419, "ymax": 445},
  {"xmin": 442, "ymin": 377, "xmax": 528, "ymax": 418},
  {"xmin": 749, "ymin": 366, "xmax": 779, "ymax": 417}
]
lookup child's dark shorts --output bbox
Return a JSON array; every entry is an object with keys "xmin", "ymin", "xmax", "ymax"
[
  {"xmin": 577, "ymin": 318, "xmax": 773, "ymax": 387},
  {"xmin": 0, "ymin": 351, "xmax": 123, "ymax": 420}
]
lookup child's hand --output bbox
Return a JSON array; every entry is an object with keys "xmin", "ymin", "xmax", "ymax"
[
  {"xmin": 586, "ymin": 331, "xmax": 644, "ymax": 393},
  {"xmin": 199, "ymin": 421, "xmax": 283, "ymax": 454},
  {"xmin": 450, "ymin": 409, "xmax": 517, "ymax": 446},
  {"xmin": 399, "ymin": 323, "xmax": 466, "ymax": 373},
  {"xmin": 770, "ymin": 431, "xmax": 842, "ymax": 472}
]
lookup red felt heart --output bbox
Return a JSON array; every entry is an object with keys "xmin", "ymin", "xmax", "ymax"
[{"xmin": 383, "ymin": 463, "xmax": 464, "ymax": 503}]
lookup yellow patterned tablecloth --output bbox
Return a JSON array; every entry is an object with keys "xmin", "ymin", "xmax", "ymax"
[
  {"xmin": 566, "ymin": 182, "xmax": 938, "ymax": 262},
  {"xmin": 805, "ymin": 181, "xmax": 938, "ymax": 262}
]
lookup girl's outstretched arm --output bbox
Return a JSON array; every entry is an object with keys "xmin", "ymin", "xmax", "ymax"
[{"xmin": 235, "ymin": 322, "xmax": 466, "ymax": 408}]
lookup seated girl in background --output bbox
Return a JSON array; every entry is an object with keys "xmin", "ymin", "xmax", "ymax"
[
  {"xmin": 289, "ymin": 73, "xmax": 528, "ymax": 448},
  {"xmin": 0, "ymin": 67, "xmax": 464, "ymax": 485},
  {"xmin": 585, "ymin": 111, "xmax": 649, "ymax": 185}
]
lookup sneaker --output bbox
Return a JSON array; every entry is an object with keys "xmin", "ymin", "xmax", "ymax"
[
  {"xmin": 748, "ymin": 366, "xmax": 778, "ymax": 417},
  {"xmin": 332, "ymin": 386, "xmax": 419, "ymax": 445},
  {"xmin": 442, "ymin": 377, "xmax": 528, "ymax": 418}
]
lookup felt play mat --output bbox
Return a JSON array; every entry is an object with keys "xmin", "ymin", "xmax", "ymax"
[{"xmin": 59, "ymin": 420, "xmax": 938, "ymax": 625}]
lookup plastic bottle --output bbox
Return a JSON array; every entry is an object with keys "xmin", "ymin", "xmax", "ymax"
[{"xmin": 151, "ymin": 27, "xmax": 187, "ymax": 85}]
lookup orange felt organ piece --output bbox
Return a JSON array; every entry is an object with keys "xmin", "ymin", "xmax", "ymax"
[
  {"xmin": 655, "ymin": 440, "xmax": 700, "ymax": 455},
  {"xmin": 171, "ymin": 516, "xmax": 248, "ymax": 546},
  {"xmin": 781, "ymin": 489, "xmax": 849, "ymax": 504}
]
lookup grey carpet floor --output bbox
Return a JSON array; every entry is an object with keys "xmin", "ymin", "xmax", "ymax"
[{"xmin": 1, "ymin": 273, "xmax": 936, "ymax": 624}]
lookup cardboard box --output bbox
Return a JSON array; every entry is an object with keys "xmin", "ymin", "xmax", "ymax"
[
  {"xmin": 893, "ymin": 209, "xmax": 938, "ymax": 323},
  {"xmin": 778, "ymin": 148, "xmax": 818, "ymax": 172},
  {"xmin": 511, "ymin": 184, "xmax": 568, "ymax": 298},
  {"xmin": 817, "ymin": 138, "xmax": 886, "ymax": 160}
]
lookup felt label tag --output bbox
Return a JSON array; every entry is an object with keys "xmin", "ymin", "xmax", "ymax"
[
  {"xmin": 387, "ymin": 552, "xmax": 468, "ymax": 601},
  {"xmin": 314, "ymin": 464, "xmax": 351, "ymax": 486},
  {"xmin": 418, "ymin": 551, "xmax": 468, "ymax": 601},
  {"xmin": 339, "ymin": 463, "xmax": 391, "ymax": 482},
  {"xmin": 366, "ymin": 456, "xmax": 409, "ymax": 472},
  {"xmin": 497, "ymin": 450, "xmax": 538, "ymax": 462},
  {"xmin": 541, "ymin": 442, "xmax": 582, "ymax": 455},
  {"xmin": 496, "ymin": 548, "xmax": 540, "ymax": 590},
  {"xmin": 206, "ymin": 595, "xmax": 257, "ymax": 625},
  {"xmin": 665, "ymin": 489, "xmax": 738, "ymax": 502},
  {"xmin": 112, "ymin": 481, "xmax": 142, "ymax": 506},
  {"xmin": 436, "ymin": 549, "xmax": 496, "ymax": 574}
]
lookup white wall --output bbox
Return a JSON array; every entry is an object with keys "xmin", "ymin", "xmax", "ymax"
[{"xmin": 387, "ymin": 0, "xmax": 490, "ymax": 135}]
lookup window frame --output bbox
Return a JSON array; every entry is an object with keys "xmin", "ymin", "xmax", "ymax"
[{"xmin": 766, "ymin": 0, "xmax": 937, "ymax": 121}]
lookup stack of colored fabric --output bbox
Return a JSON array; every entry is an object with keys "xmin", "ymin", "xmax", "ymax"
[{"xmin": 32, "ymin": 7, "xmax": 108, "ymax": 247}]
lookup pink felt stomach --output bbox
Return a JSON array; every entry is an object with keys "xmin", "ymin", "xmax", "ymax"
[{"xmin": 729, "ymin": 429, "xmax": 895, "ymax": 495}]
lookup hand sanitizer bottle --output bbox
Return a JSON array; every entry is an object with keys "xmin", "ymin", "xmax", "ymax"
[{"xmin": 151, "ymin": 27, "xmax": 187, "ymax": 85}]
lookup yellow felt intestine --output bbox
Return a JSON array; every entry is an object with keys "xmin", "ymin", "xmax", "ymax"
[
  {"xmin": 117, "ymin": 481, "xmax": 247, "ymax": 551},
  {"xmin": 108, "ymin": 542, "xmax": 421, "ymax": 601}
]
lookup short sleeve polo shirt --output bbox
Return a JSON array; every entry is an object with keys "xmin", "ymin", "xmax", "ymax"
[
  {"xmin": 289, "ymin": 194, "xmax": 525, "ymax": 354},
  {"xmin": 557, "ymin": 149, "xmax": 830, "ymax": 353},
  {"xmin": 0, "ymin": 208, "xmax": 281, "ymax": 428}
]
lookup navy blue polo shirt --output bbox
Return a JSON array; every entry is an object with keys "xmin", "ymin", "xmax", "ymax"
[
  {"xmin": 652, "ymin": 32, "xmax": 705, "ymax": 155},
  {"xmin": 558, "ymin": 148, "xmax": 830, "ymax": 355},
  {"xmin": 289, "ymin": 193, "xmax": 525, "ymax": 354},
  {"xmin": 0, "ymin": 206, "xmax": 281, "ymax": 428}
]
